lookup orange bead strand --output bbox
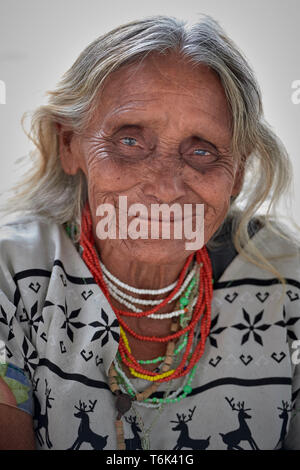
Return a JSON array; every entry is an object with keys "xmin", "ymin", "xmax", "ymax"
[{"xmin": 79, "ymin": 201, "xmax": 213, "ymax": 383}]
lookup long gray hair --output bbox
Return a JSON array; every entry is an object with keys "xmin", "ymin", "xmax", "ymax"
[{"xmin": 3, "ymin": 14, "xmax": 298, "ymax": 295}]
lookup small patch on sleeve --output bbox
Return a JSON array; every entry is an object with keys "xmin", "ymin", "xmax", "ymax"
[{"xmin": 0, "ymin": 362, "xmax": 33, "ymax": 416}]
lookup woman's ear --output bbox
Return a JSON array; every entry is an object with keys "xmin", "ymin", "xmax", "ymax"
[{"xmin": 56, "ymin": 123, "xmax": 81, "ymax": 175}]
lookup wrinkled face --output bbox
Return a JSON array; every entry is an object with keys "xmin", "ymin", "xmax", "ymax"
[{"xmin": 59, "ymin": 51, "xmax": 244, "ymax": 265}]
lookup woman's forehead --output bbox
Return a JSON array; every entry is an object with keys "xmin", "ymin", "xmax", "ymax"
[
  {"xmin": 91, "ymin": 52, "xmax": 231, "ymax": 132},
  {"xmin": 99, "ymin": 52, "xmax": 225, "ymax": 103}
]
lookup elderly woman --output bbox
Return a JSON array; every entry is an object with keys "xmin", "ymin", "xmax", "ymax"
[{"xmin": 0, "ymin": 14, "xmax": 299, "ymax": 451}]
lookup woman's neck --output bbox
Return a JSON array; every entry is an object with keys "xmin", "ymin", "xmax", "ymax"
[{"xmin": 96, "ymin": 243, "xmax": 192, "ymax": 293}]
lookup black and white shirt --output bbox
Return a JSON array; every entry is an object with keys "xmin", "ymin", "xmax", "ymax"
[{"xmin": 0, "ymin": 216, "xmax": 299, "ymax": 450}]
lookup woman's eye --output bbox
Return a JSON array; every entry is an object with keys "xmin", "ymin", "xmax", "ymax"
[
  {"xmin": 193, "ymin": 149, "xmax": 212, "ymax": 156},
  {"xmin": 121, "ymin": 137, "xmax": 137, "ymax": 146}
]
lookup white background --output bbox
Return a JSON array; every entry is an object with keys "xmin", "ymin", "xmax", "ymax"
[{"xmin": 0, "ymin": 0, "xmax": 299, "ymax": 226}]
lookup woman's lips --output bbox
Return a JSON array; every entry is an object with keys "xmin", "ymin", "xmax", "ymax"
[{"xmin": 137, "ymin": 215, "xmax": 194, "ymax": 222}]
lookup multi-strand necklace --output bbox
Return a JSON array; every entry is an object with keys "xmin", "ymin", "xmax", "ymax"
[{"xmin": 76, "ymin": 202, "xmax": 214, "ymax": 449}]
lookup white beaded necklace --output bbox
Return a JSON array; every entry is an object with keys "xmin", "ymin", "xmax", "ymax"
[
  {"xmin": 99, "ymin": 258, "xmax": 190, "ymax": 295},
  {"xmin": 100, "ymin": 257, "xmax": 199, "ymax": 319},
  {"xmin": 104, "ymin": 266, "xmax": 198, "ymax": 317},
  {"xmin": 104, "ymin": 264, "xmax": 197, "ymax": 306}
]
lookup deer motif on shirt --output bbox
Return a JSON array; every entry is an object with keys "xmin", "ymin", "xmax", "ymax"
[
  {"xmin": 219, "ymin": 397, "xmax": 259, "ymax": 450},
  {"xmin": 34, "ymin": 379, "xmax": 55, "ymax": 449},
  {"xmin": 124, "ymin": 415, "xmax": 142, "ymax": 449},
  {"xmin": 68, "ymin": 399, "xmax": 108, "ymax": 450},
  {"xmin": 274, "ymin": 400, "xmax": 293, "ymax": 449},
  {"xmin": 171, "ymin": 406, "xmax": 211, "ymax": 450}
]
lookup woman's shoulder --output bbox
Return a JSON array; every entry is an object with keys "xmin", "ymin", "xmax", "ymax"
[
  {"xmin": 0, "ymin": 212, "xmax": 61, "ymax": 239},
  {"xmin": 0, "ymin": 212, "xmax": 91, "ymax": 290},
  {"xmin": 0, "ymin": 213, "xmax": 69, "ymax": 274},
  {"xmin": 255, "ymin": 216, "xmax": 300, "ymax": 257},
  {"xmin": 240, "ymin": 216, "xmax": 300, "ymax": 281}
]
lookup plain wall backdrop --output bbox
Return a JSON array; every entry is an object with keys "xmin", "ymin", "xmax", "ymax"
[{"xmin": 0, "ymin": 0, "xmax": 299, "ymax": 228}]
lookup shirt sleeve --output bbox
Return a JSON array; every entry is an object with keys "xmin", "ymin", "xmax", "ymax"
[
  {"xmin": 282, "ymin": 380, "xmax": 300, "ymax": 449},
  {"xmin": 282, "ymin": 339, "xmax": 300, "ymax": 450},
  {"xmin": 281, "ymin": 247, "xmax": 300, "ymax": 450},
  {"xmin": 0, "ymin": 289, "xmax": 34, "ymax": 416}
]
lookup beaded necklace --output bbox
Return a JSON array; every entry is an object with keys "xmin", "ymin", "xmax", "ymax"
[
  {"xmin": 79, "ymin": 202, "xmax": 213, "ymax": 378},
  {"xmin": 112, "ymin": 306, "xmax": 201, "ymax": 449},
  {"xmin": 116, "ymin": 275, "xmax": 201, "ymax": 403},
  {"xmin": 65, "ymin": 201, "xmax": 214, "ymax": 449}
]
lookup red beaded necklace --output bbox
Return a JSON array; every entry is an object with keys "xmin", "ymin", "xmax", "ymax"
[{"xmin": 79, "ymin": 202, "xmax": 214, "ymax": 383}]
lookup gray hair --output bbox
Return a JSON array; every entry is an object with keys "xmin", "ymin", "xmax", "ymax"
[{"xmin": 3, "ymin": 14, "xmax": 298, "ymax": 296}]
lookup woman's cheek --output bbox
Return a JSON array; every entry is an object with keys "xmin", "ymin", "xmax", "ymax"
[
  {"xmin": 85, "ymin": 149, "xmax": 139, "ymax": 194},
  {"xmin": 184, "ymin": 165, "xmax": 232, "ymax": 229}
]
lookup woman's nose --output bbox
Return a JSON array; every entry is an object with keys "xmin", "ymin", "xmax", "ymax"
[{"xmin": 142, "ymin": 172, "xmax": 186, "ymax": 205}]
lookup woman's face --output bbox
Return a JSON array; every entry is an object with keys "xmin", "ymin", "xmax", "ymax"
[{"xmin": 60, "ymin": 51, "xmax": 244, "ymax": 265}]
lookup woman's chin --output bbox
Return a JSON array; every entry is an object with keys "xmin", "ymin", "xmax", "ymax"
[{"xmin": 119, "ymin": 238, "xmax": 197, "ymax": 265}]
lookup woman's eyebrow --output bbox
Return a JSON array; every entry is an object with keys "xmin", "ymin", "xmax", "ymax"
[
  {"xmin": 104, "ymin": 115, "xmax": 220, "ymax": 143},
  {"xmin": 109, "ymin": 123, "xmax": 144, "ymax": 133},
  {"xmin": 103, "ymin": 113, "xmax": 162, "ymax": 132}
]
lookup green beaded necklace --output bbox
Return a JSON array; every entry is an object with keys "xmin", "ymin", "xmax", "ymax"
[
  {"xmin": 114, "ymin": 270, "xmax": 210, "ymax": 406},
  {"xmin": 65, "ymin": 222, "xmax": 215, "ymax": 407},
  {"xmin": 137, "ymin": 273, "xmax": 197, "ymax": 366}
]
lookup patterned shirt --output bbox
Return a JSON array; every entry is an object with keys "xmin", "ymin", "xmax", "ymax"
[{"xmin": 0, "ymin": 215, "xmax": 299, "ymax": 450}]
